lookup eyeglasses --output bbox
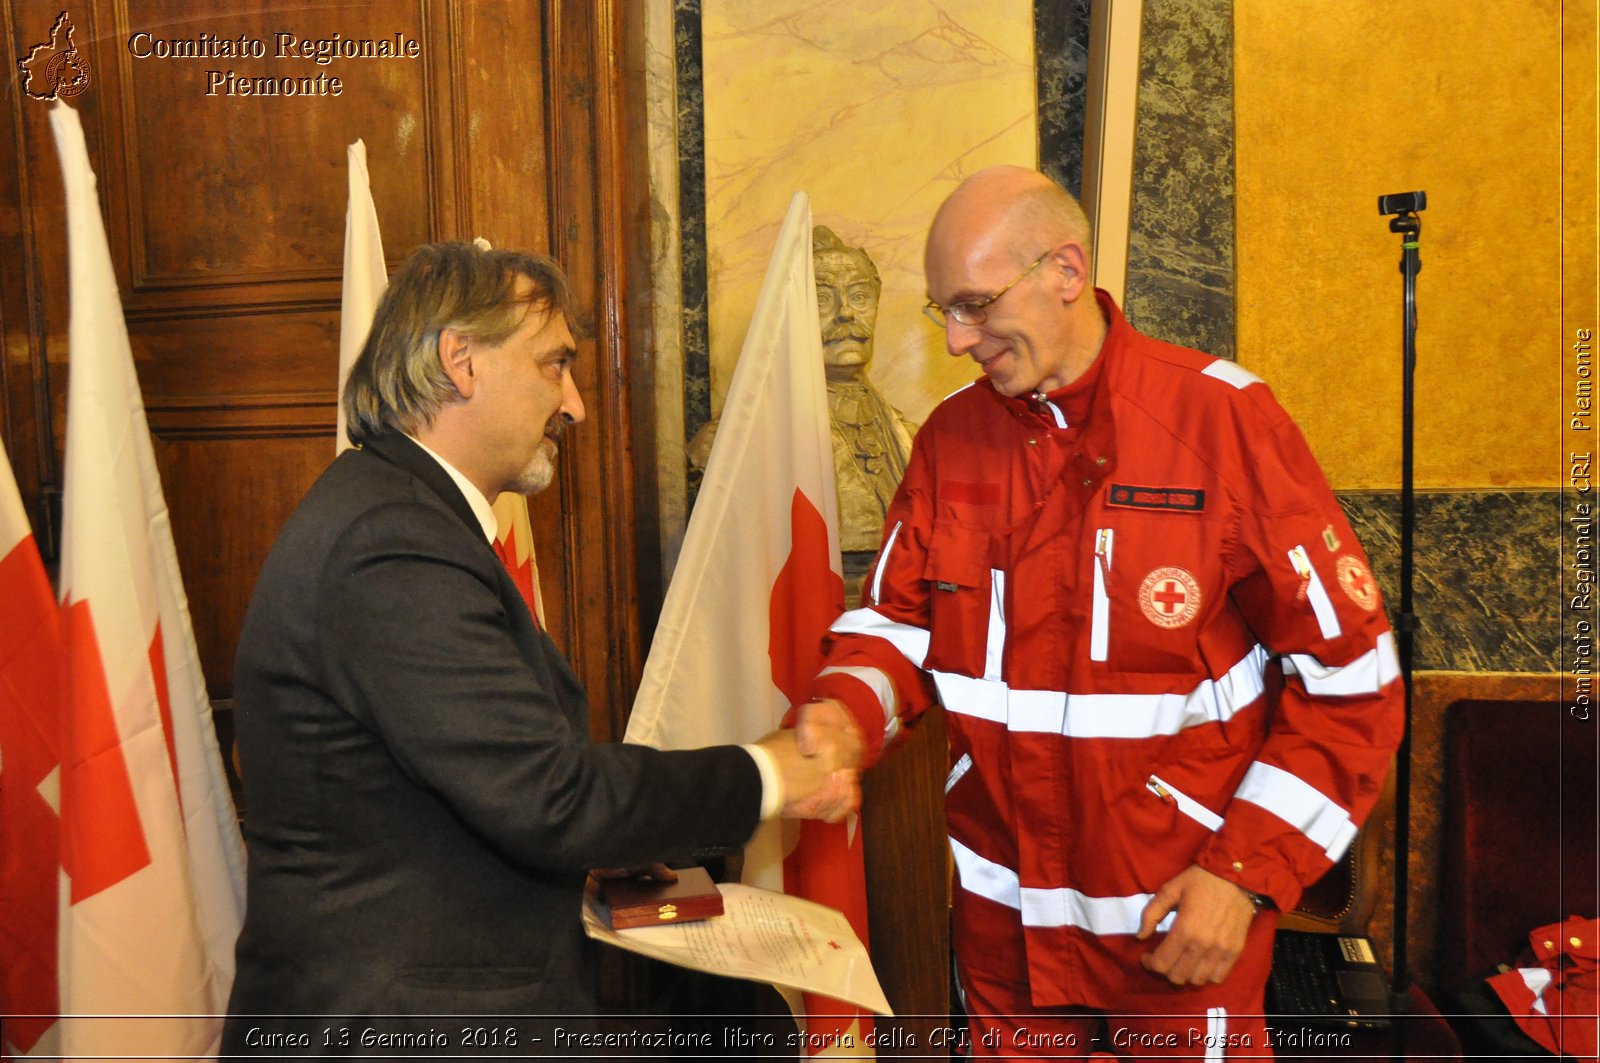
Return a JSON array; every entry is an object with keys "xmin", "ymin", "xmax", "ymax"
[{"xmin": 922, "ymin": 249, "xmax": 1051, "ymax": 328}]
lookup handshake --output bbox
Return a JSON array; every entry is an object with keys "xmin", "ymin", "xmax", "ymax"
[{"xmin": 753, "ymin": 699, "xmax": 864, "ymax": 824}]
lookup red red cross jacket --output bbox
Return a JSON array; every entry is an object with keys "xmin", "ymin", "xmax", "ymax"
[
  {"xmin": 1488, "ymin": 916, "xmax": 1599, "ymax": 1061},
  {"xmin": 809, "ymin": 292, "xmax": 1403, "ymax": 1008}
]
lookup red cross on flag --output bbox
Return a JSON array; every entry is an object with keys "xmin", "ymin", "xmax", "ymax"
[
  {"xmin": 626, "ymin": 193, "xmax": 876, "ymax": 1055},
  {"xmin": 48, "ymin": 101, "xmax": 245, "ymax": 1058},
  {"xmin": 0, "ymin": 449, "xmax": 63, "ymax": 1058}
]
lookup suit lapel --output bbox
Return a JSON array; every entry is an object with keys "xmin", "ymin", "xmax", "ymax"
[
  {"xmin": 360, "ymin": 430, "xmax": 589, "ymax": 727},
  {"xmin": 361, "ymin": 430, "xmax": 487, "ymax": 542}
]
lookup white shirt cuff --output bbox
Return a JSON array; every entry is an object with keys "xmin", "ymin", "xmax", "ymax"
[{"xmin": 741, "ymin": 744, "xmax": 784, "ymax": 820}]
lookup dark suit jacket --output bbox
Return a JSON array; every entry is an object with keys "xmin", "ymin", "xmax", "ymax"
[{"xmin": 222, "ymin": 432, "xmax": 760, "ymax": 1051}]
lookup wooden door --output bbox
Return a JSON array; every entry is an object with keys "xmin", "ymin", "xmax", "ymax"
[{"xmin": 0, "ymin": 0, "xmax": 652, "ymax": 740}]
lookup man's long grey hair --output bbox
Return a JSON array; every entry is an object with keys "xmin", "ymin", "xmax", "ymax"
[{"xmin": 343, "ymin": 241, "xmax": 574, "ymax": 446}]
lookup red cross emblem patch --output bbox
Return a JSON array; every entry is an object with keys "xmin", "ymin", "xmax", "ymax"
[
  {"xmin": 1336, "ymin": 555, "xmax": 1380, "ymax": 611},
  {"xmin": 1139, "ymin": 566, "xmax": 1202, "ymax": 628}
]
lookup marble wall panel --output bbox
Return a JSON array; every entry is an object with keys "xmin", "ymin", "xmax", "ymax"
[
  {"xmin": 697, "ymin": 0, "xmax": 1036, "ymax": 430},
  {"xmin": 674, "ymin": 2, "xmax": 712, "ymax": 451},
  {"xmin": 1124, "ymin": 0, "xmax": 1236, "ymax": 360},
  {"xmin": 1339, "ymin": 490, "xmax": 1569, "ymax": 673},
  {"xmin": 1034, "ymin": 0, "xmax": 1092, "ymax": 197}
]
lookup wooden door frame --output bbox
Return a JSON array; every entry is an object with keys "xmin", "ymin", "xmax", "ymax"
[{"xmin": 544, "ymin": 0, "xmax": 659, "ymax": 742}]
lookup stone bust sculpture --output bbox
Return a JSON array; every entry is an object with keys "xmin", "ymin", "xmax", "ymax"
[
  {"xmin": 809, "ymin": 226, "xmax": 916, "ymax": 556},
  {"xmin": 687, "ymin": 225, "xmax": 917, "ymax": 600}
]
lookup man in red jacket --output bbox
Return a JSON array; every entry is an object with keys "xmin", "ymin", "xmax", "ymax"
[{"xmin": 799, "ymin": 167, "xmax": 1403, "ymax": 1058}]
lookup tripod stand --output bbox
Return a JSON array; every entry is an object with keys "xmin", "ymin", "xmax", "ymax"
[{"xmin": 1378, "ymin": 188, "xmax": 1425, "ymax": 1061}]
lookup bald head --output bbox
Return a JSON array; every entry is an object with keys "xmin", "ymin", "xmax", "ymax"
[
  {"xmin": 927, "ymin": 166, "xmax": 1093, "ymax": 272},
  {"xmin": 922, "ymin": 166, "xmax": 1106, "ymax": 397}
]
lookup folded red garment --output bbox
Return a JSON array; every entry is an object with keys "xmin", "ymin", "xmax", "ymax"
[{"xmin": 1488, "ymin": 915, "xmax": 1599, "ymax": 1062}]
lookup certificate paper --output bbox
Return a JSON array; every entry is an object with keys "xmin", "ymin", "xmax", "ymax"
[{"xmin": 582, "ymin": 882, "xmax": 892, "ymax": 1016}]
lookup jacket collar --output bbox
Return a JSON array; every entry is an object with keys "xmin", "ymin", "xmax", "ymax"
[
  {"xmin": 359, "ymin": 429, "xmax": 488, "ymax": 542},
  {"xmin": 983, "ymin": 288, "xmax": 1129, "ymax": 429},
  {"xmin": 991, "ymin": 289, "xmax": 1124, "ymax": 544}
]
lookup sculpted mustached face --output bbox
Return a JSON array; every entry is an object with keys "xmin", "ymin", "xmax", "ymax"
[{"xmin": 815, "ymin": 251, "xmax": 881, "ymax": 374}]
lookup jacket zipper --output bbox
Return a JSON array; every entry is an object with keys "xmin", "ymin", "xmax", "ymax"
[
  {"xmin": 1146, "ymin": 774, "xmax": 1224, "ymax": 832},
  {"xmin": 1287, "ymin": 543, "xmax": 1342, "ymax": 639},
  {"xmin": 1091, "ymin": 528, "xmax": 1113, "ymax": 662},
  {"xmin": 868, "ymin": 520, "xmax": 904, "ymax": 605},
  {"xmin": 945, "ymin": 752, "xmax": 973, "ymax": 794}
]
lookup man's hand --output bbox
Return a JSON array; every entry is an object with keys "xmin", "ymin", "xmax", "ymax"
[
  {"xmin": 1136, "ymin": 864, "xmax": 1258, "ymax": 986},
  {"xmin": 753, "ymin": 703, "xmax": 862, "ymax": 823},
  {"xmin": 794, "ymin": 699, "xmax": 863, "ymax": 769},
  {"xmin": 786, "ymin": 699, "xmax": 863, "ymax": 821}
]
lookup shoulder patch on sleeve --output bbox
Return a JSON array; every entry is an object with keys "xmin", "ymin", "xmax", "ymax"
[{"xmin": 1201, "ymin": 359, "xmax": 1263, "ymax": 390}]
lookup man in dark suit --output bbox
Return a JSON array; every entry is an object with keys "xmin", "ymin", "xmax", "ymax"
[{"xmin": 222, "ymin": 243, "xmax": 856, "ymax": 1053}]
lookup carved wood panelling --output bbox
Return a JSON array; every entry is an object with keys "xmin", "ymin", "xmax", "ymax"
[
  {"xmin": 107, "ymin": 2, "xmax": 441, "ymax": 294},
  {"xmin": 1, "ymin": 0, "xmax": 642, "ymax": 726}
]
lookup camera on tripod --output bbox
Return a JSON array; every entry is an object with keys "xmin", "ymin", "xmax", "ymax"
[{"xmin": 1378, "ymin": 191, "xmax": 1426, "ymax": 216}]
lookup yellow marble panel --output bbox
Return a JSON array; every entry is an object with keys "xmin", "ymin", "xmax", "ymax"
[
  {"xmin": 1235, "ymin": 0, "xmax": 1571, "ymax": 489},
  {"xmin": 701, "ymin": 0, "xmax": 1037, "ymax": 425},
  {"xmin": 1564, "ymin": 1, "xmax": 1597, "ymax": 465}
]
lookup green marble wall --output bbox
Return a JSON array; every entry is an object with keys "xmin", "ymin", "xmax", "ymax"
[
  {"xmin": 1125, "ymin": 0, "xmax": 1237, "ymax": 360},
  {"xmin": 1342, "ymin": 491, "xmax": 1567, "ymax": 673}
]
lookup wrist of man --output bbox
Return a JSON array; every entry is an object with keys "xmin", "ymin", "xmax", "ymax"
[
  {"xmin": 741, "ymin": 744, "xmax": 783, "ymax": 819},
  {"xmin": 1239, "ymin": 885, "xmax": 1274, "ymax": 913},
  {"xmin": 1197, "ymin": 847, "xmax": 1299, "ymax": 914}
]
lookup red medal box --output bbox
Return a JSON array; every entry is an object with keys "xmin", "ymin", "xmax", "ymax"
[{"xmin": 601, "ymin": 866, "xmax": 725, "ymax": 929}]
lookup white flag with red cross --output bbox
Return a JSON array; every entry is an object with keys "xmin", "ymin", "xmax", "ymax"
[
  {"xmin": 337, "ymin": 138, "xmax": 387, "ymax": 454},
  {"xmin": 0, "ymin": 447, "xmax": 64, "ymax": 1059},
  {"xmin": 50, "ymin": 100, "xmax": 246, "ymax": 1059},
  {"xmin": 625, "ymin": 192, "xmax": 875, "ymax": 1056}
]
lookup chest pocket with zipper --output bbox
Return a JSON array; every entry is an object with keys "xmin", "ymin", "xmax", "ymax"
[
  {"xmin": 925, "ymin": 522, "xmax": 998, "ymax": 678},
  {"xmin": 1085, "ymin": 510, "xmax": 1230, "ymax": 674}
]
